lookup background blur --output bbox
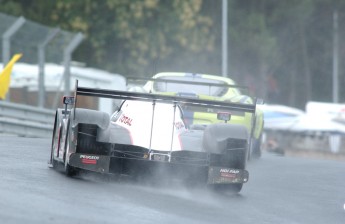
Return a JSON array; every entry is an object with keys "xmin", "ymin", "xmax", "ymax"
[{"xmin": 0, "ymin": 0, "xmax": 344, "ymax": 109}]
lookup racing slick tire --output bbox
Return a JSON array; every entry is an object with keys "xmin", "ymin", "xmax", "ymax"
[
  {"xmin": 251, "ymin": 134, "xmax": 262, "ymax": 159},
  {"xmin": 50, "ymin": 110, "xmax": 79, "ymax": 176},
  {"xmin": 249, "ymin": 116, "xmax": 263, "ymax": 160},
  {"xmin": 63, "ymin": 119, "xmax": 79, "ymax": 177},
  {"xmin": 49, "ymin": 111, "xmax": 61, "ymax": 169}
]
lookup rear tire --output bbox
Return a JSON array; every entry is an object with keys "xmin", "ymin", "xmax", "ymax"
[
  {"xmin": 65, "ymin": 163, "xmax": 79, "ymax": 177},
  {"xmin": 251, "ymin": 135, "xmax": 262, "ymax": 159},
  {"xmin": 50, "ymin": 112, "xmax": 60, "ymax": 169},
  {"xmin": 63, "ymin": 119, "xmax": 79, "ymax": 177},
  {"xmin": 209, "ymin": 183, "xmax": 243, "ymax": 194}
]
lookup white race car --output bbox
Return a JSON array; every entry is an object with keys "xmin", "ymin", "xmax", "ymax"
[{"xmin": 49, "ymin": 81, "xmax": 257, "ymax": 193}]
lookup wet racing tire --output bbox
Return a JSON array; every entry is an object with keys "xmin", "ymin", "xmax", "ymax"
[
  {"xmin": 251, "ymin": 135, "xmax": 262, "ymax": 159},
  {"xmin": 63, "ymin": 119, "xmax": 79, "ymax": 177},
  {"xmin": 209, "ymin": 183, "xmax": 243, "ymax": 194}
]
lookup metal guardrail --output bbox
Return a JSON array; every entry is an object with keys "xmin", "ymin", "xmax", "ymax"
[{"xmin": 0, "ymin": 101, "xmax": 55, "ymax": 137}]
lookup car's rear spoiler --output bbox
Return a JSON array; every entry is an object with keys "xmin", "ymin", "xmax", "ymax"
[
  {"xmin": 126, "ymin": 77, "xmax": 248, "ymax": 91},
  {"xmin": 74, "ymin": 80, "xmax": 256, "ymax": 114}
]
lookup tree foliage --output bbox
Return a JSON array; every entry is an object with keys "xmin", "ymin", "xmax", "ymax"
[{"xmin": 0, "ymin": 0, "xmax": 345, "ymax": 108}]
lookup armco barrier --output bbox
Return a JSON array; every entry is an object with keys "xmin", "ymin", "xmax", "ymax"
[{"xmin": 0, "ymin": 101, "xmax": 55, "ymax": 137}]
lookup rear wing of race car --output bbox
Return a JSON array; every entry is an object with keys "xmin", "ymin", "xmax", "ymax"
[
  {"xmin": 74, "ymin": 79, "xmax": 256, "ymax": 131},
  {"xmin": 126, "ymin": 76, "xmax": 249, "ymax": 92},
  {"xmin": 73, "ymin": 80, "xmax": 256, "ymax": 114}
]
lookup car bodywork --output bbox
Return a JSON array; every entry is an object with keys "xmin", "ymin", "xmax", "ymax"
[
  {"xmin": 49, "ymin": 81, "xmax": 258, "ymax": 193},
  {"xmin": 129, "ymin": 72, "xmax": 264, "ymax": 158}
]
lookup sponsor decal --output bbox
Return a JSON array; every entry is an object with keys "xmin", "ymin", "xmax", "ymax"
[
  {"xmin": 80, "ymin": 155, "xmax": 99, "ymax": 165},
  {"xmin": 80, "ymin": 155, "xmax": 99, "ymax": 160},
  {"xmin": 220, "ymin": 168, "xmax": 240, "ymax": 174},
  {"xmin": 174, "ymin": 121, "xmax": 184, "ymax": 130},
  {"xmin": 119, "ymin": 115, "xmax": 132, "ymax": 126},
  {"xmin": 208, "ymin": 167, "xmax": 248, "ymax": 184}
]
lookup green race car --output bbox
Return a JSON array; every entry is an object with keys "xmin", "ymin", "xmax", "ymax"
[{"xmin": 140, "ymin": 72, "xmax": 264, "ymax": 158}]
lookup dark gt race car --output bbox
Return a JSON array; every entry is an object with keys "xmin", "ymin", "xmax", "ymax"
[{"xmin": 49, "ymin": 81, "xmax": 258, "ymax": 193}]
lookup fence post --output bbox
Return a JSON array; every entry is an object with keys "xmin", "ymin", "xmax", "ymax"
[
  {"xmin": 63, "ymin": 32, "xmax": 84, "ymax": 96},
  {"xmin": 37, "ymin": 28, "xmax": 60, "ymax": 108}
]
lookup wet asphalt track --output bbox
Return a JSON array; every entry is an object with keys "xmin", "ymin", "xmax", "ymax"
[{"xmin": 0, "ymin": 136, "xmax": 344, "ymax": 224}]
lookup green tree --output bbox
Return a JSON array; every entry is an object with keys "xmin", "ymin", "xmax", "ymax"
[
  {"xmin": 0, "ymin": 0, "xmax": 215, "ymax": 77},
  {"xmin": 1, "ymin": 0, "xmax": 345, "ymax": 106}
]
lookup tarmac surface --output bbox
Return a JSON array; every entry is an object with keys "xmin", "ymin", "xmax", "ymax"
[{"xmin": 0, "ymin": 136, "xmax": 344, "ymax": 224}]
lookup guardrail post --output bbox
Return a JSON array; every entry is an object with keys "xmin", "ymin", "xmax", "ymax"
[{"xmin": 38, "ymin": 28, "xmax": 60, "ymax": 108}]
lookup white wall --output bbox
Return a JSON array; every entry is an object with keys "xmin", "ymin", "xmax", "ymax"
[{"xmin": 2, "ymin": 62, "xmax": 126, "ymax": 114}]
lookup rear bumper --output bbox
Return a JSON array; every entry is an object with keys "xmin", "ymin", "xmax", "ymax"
[{"xmin": 68, "ymin": 152, "xmax": 249, "ymax": 184}]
